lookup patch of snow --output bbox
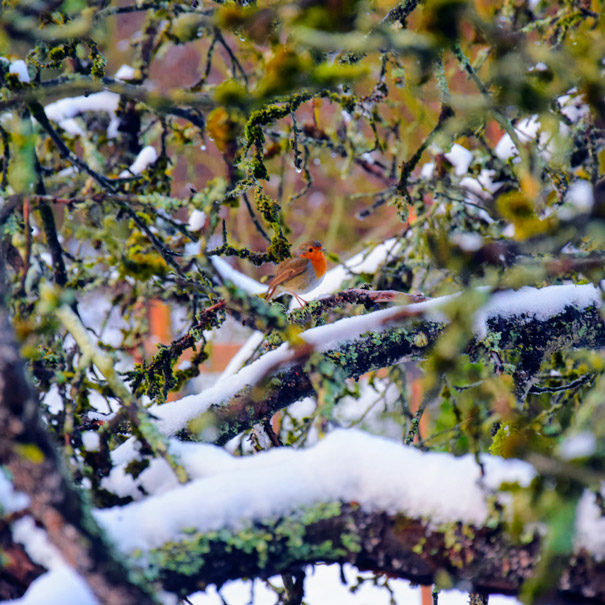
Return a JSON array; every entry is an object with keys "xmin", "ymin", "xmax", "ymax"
[
  {"xmin": 55, "ymin": 118, "xmax": 84, "ymax": 137},
  {"xmin": 566, "ymin": 180, "xmax": 593, "ymax": 212},
  {"xmin": 9, "ymin": 60, "xmax": 30, "ymax": 83},
  {"xmin": 2, "ymin": 565, "xmax": 99, "ymax": 605},
  {"xmin": 106, "ymin": 118, "xmax": 120, "ymax": 139},
  {"xmin": 575, "ymin": 488, "xmax": 605, "ymax": 560},
  {"xmin": 44, "ymin": 92, "xmax": 120, "ymax": 138},
  {"xmin": 460, "ymin": 169, "xmax": 501, "ymax": 200},
  {"xmin": 210, "ymin": 257, "xmax": 266, "ymax": 295},
  {"xmin": 57, "ymin": 166, "xmax": 77, "ymax": 178},
  {"xmin": 184, "ymin": 240, "xmax": 202, "ymax": 257},
  {"xmin": 102, "ymin": 439, "xmax": 238, "ymax": 500},
  {"xmin": 558, "ymin": 432, "xmax": 596, "ymax": 461},
  {"xmin": 420, "ymin": 162, "xmax": 434, "ymax": 179},
  {"xmin": 450, "ymin": 232, "xmax": 483, "ymax": 252},
  {"xmin": 12, "ymin": 516, "xmax": 63, "ymax": 570},
  {"xmin": 96, "ymin": 429, "xmax": 535, "ymax": 554},
  {"xmin": 502, "ymin": 223, "xmax": 515, "ymax": 238},
  {"xmin": 188, "ymin": 209, "xmax": 206, "ymax": 232},
  {"xmin": 445, "ymin": 144, "xmax": 473, "ymax": 176},
  {"xmin": 361, "ymin": 152, "xmax": 375, "ymax": 165},
  {"xmin": 530, "ymin": 62, "xmax": 548, "ymax": 71},
  {"xmin": 42, "ymin": 384, "xmax": 63, "ymax": 414},
  {"xmin": 119, "ymin": 146, "xmax": 157, "ymax": 177},
  {"xmin": 82, "ymin": 431, "xmax": 100, "ymax": 452},
  {"xmin": 494, "ymin": 116, "xmax": 540, "ymax": 160},
  {"xmin": 115, "ymin": 64, "xmax": 136, "ymax": 81},
  {"xmin": 558, "ymin": 93, "xmax": 590, "ymax": 123},
  {"xmin": 0, "ymin": 469, "xmax": 29, "ymax": 513}
]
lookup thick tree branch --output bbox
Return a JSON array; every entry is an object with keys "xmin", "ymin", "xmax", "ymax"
[
  {"xmin": 96, "ymin": 432, "xmax": 605, "ymax": 601},
  {"xmin": 148, "ymin": 505, "xmax": 605, "ymax": 602},
  {"xmin": 203, "ymin": 288, "xmax": 604, "ymax": 444},
  {"xmin": 0, "ymin": 516, "xmax": 45, "ymax": 600},
  {"xmin": 0, "ymin": 285, "xmax": 156, "ymax": 604},
  {"xmin": 147, "ymin": 504, "xmax": 547, "ymax": 597}
]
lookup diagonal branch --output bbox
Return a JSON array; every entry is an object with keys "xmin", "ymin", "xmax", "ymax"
[
  {"xmin": 198, "ymin": 285, "xmax": 604, "ymax": 444},
  {"xmin": 0, "ymin": 279, "xmax": 155, "ymax": 605},
  {"xmin": 95, "ymin": 431, "xmax": 605, "ymax": 601},
  {"xmin": 135, "ymin": 285, "xmax": 604, "ymax": 444}
]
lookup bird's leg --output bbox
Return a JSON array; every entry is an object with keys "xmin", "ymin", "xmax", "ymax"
[{"xmin": 290, "ymin": 292, "xmax": 307, "ymax": 307}]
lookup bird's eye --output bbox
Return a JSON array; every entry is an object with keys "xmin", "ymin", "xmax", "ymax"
[{"xmin": 308, "ymin": 247, "xmax": 313, "ymax": 252}]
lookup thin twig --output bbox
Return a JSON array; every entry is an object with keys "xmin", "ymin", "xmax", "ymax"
[
  {"xmin": 30, "ymin": 130, "xmax": 69, "ymax": 289},
  {"xmin": 243, "ymin": 192, "xmax": 271, "ymax": 242},
  {"xmin": 452, "ymin": 43, "xmax": 527, "ymax": 160},
  {"xmin": 263, "ymin": 419, "xmax": 282, "ymax": 447},
  {"xmin": 190, "ymin": 33, "xmax": 219, "ymax": 91},
  {"xmin": 28, "ymin": 101, "xmax": 117, "ymax": 192},
  {"xmin": 215, "ymin": 29, "xmax": 248, "ymax": 86},
  {"xmin": 397, "ymin": 104, "xmax": 454, "ymax": 194},
  {"xmin": 0, "ymin": 124, "xmax": 9, "ymax": 189},
  {"xmin": 529, "ymin": 373, "xmax": 595, "ymax": 394}
]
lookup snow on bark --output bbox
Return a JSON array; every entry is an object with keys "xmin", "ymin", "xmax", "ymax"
[
  {"xmin": 146, "ymin": 283, "xmax": 602, "ymax": 436},
  {"xmin": 93, "ymin": 431, "xmax": 605, "ymax": 599},
  {"xmin": 96, "ymin": 429, "xmax": 536, "ymax": 553}
]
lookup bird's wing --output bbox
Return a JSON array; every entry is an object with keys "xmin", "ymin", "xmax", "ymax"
[{"xmin": 265, "ymin": 257, "xmax": 308, "ymax": 299}]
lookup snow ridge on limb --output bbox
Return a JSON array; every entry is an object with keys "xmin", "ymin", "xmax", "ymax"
[
  {"xmin": 146, "ymin": 283, "xmax": 602, "ymax": 441},
  {"xmin": 95, "ymin": 431, "xmax": 605, "ymax": 600},
  {"xmin": 98, "ymin": 430, "xmax": 536, "ymax": 549},
  {"xmin": 102, "ymin": 282, "xmax": 602, "ymax": 496}
]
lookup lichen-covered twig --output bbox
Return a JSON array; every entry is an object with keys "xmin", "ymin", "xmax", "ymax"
[
  {"xmin": 55, "ymin": 302, "xmax": 188, "ymax": 484},
  {"xmin": 397, "ymin": 104, "xmax": 454, "ymax": 194}
]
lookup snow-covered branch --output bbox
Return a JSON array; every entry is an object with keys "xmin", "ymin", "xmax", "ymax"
[
  {"xmin": 95, "ymin": 430, "xmax": 605, "ymax": 601},
  {"xmin": 150, "ymin": 284, "xmax": 603, "ymax": 443}
]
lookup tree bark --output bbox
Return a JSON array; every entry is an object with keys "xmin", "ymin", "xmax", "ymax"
[
  {"xmin": 0, "ymin": 296, "xmax": 156, "ymax": 604},
  {"xmin": 207, "ymin": 301, "xmax": 605, "ymax": 444},
  {"xmin": 137, "ymin": 502, "xmax": 605, "ymax": 603},
  {"xmin": 0, "ymin": 516, "xmax": 45, "ymax": 600}
]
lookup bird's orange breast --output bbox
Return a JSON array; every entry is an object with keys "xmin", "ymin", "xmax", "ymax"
[{"xmin": 307, "ymin": 251, "xmax": 327, "ymax": 278}]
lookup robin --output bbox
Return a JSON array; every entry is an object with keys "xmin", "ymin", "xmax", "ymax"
[{"xmin": 265, "ymin": 240, "xmax": 327, "ymax": 306}]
